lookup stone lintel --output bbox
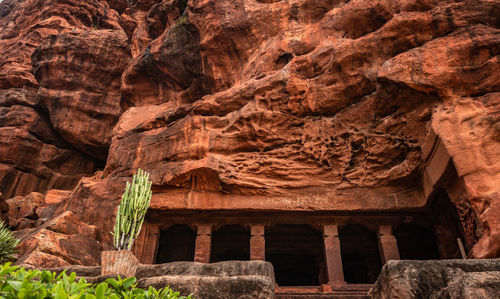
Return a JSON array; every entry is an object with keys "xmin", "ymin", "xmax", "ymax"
[{"xmin": 150, "ymin": 186, "xmax": 425, "ymax": 212}]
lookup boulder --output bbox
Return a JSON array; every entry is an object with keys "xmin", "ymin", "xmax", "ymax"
[
  {"xmin": 44, "ymin": 190, "xmax": 71, "ymax": 205},
  {"xmin": 135, "ymin": 260, "xmax": 275, "ymax": 279},
  {"xmin": 138, "ymin": 275, "xmax": 275, "ymax": 299},
  {"xmin": 6, "ymin": 192, "xmax": 45, "ymax": 224},
  {"xmin": 135, "ymin": 261, "xmax": 276, "ymax": 299},
  {"xmin": 15, "ymin": 211, "xmax": 101, "ymax": 267},
  {"xmin": 370, "ymin": 259, "xmax": 500, "ymax": 299}
]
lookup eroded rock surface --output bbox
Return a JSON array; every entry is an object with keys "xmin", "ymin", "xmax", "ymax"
[
  {"xmin": 32, "ymin": 261, "xmax": 276, "ymax": 299},
  {"xmin": 135, "ymin": 261, "xmax": 276, "ymax": 299},
  {"xmin": 370, "ymin": 259, "xmax": 500, "ymax": 299},
  {"xmin": 32, "ymin": 29, "xmax": 131, "ymax": 160},
  {"xmin": 0, "ymin": 0, "xmax": 499, "ymax": 261},
  {"xmin": 14, "ymin": 211, "xmax": 100, "ymax": 267}
]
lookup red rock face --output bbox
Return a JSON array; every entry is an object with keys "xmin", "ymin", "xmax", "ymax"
[
  {"xmin": 0, "ymin": 0, "xmax": 499, "ymax": 265},
  {"xmin": 0, "ymin": 0, "xmax": 131, "ymax": 199},
  {"xmin": 15, "ymin": 211, "xmax": 101, "ymax": 267},
  {"xmin": 32, "ymin": 30, "xmax": 131, "ymax": 159}
]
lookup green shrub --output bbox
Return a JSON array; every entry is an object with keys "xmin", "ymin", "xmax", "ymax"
[
  {"xmin": 0, "ymin": 263, "xmax": 193, "ymax": 299},
  {"xmin": 0, "ymin": 220, "xmax": 19, "ymax": 264},
  {"xmin": 113, "ymin": 169, "xmax": 152, "ymax": 250}
]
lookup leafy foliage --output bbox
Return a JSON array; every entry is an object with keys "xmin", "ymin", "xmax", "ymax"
[
  {"xmin": 0, "ymin": 263, "xmax": 193, "ymax": 299},
  {"xmin": 113, "ymin": 169, "xmax": 152, "ymax": 250},
  {"xmin": 0, "ymin": 220, "xmax": 19, "ymax": 264}
]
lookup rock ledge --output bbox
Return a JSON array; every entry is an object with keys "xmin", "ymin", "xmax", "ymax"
[{"xmin": 370, "ymin": 259, "xmax": 500, "ymax": 299}]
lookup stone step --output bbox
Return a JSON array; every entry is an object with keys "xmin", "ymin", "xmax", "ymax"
[
  {"xmin": 276, "ymin": 285, "xmax": 371, "ymax": 299},
  {"xmin": 276, "ymin": 293, "xmax": 370, "ymax": 299}
]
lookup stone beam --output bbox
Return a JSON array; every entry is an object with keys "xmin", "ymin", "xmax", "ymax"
[{"xmin": 150, "ymin": 186, "xmax": 425, "ymax": 212}]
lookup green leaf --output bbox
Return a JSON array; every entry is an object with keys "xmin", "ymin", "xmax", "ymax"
[
  {"xmin": 55, "ymin": 284, "xmax": 68, "ymax": 299},
  {"xmin": 105, "ymin": 278, "xmax": 120, "ymax": 290},
  {"xmin": 95, "ymin": 283, "xmax": 106, "ymax": 299},
  {"xmin": 7, "ymin": 280, "xmax": 22, "ymax": 292},
  {"xmin": 41, "ymin": 270, "xmax": 54, "ymax": 283},
  {"xmin": 69, "ymin": 272, "xmax": 77, "ymax": 283},
  {"xmin": 122, "ymin": 277, "xmax": 136, "ymax": 289},
  {"xmin": 0, "ymin": 263, "xmax": 18, "ymax": 277}
]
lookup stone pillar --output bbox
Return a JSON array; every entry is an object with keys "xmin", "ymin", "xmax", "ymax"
[
  {"xmin": 194, "ymin": 224, "xmax": 212, "ymax": 263},
  {"xmin": 378, "ymin": 225, "xmax": 400, "ymax": 264},
  {"xmin": 250, "ymin": 225, "xmax": 265, "ymax": 260},
  {"xmin": 133, "ymin": 222, "xmax": 159, "ymax": 264},
  {"xmin": 323, "ymin": 225, "xmax": 345, "ymax": 285}
]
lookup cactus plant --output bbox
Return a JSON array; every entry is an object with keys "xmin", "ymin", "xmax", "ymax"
[{"xmin": 113, "ymin": 168, "xmax": 152, "ymax": 250}]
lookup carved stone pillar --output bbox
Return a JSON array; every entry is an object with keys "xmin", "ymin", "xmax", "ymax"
[
  {"xmin": 378, "ymin": 225, "xmax": 400, "ymax": 264},
  {"xmin": 194, "ymin": 224, "xmax": 212, "ymax": 263},
  {"xmin": 250, "ymin": 225, "xmax": 265, "ymax": 260},
  {"xmin": 323, "ymin": 225, "xmax": 345, "ymax": 285},
  {"xmin": 133, "ymin": 221, "xmax": 159, "ymax": 264}
]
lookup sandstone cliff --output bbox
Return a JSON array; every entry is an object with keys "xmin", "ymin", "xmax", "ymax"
[{"xmin": 0, "ymin": 0, "xmax": 499, "ymax": 266}]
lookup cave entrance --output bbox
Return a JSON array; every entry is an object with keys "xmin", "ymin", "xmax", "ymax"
[
  {"xmin": 394, "ymin": 189, "xmax": 470, "ymax": 260},
  {"xmin": 394, "ymin": 223, "xmax": 440, "ymax": 260},
  {"xmin": 210, "ymin": 225, "xmax": 250, "ymax": 262},
  {"xmin": 265, "ymin": 224, "xmax": 327, "ymax": 286},
  {"xmin": 339, "ymin": 224, "xmax": 381, "ymax": 284},
  {"xmin": 156, "ymin": 224, "xmax": 196, "ymax": 263},
  {"xmin": 431, "ymin": 189, "xmax": 470, "ymax": 259}
]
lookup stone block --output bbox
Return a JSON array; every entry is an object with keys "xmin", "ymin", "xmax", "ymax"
[{"xmin": 136, "ymin": 261, "xmax": 276, "ymax": 299}]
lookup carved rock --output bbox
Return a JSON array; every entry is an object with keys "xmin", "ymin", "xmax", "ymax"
[{"xmin": 101, "ymin": 250, "xmax": 140, "ymax": 277}]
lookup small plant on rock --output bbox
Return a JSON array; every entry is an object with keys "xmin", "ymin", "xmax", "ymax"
[
  {"xmin": 113, "ymin": 168, "xmax": 153, "ymax": 250},
  {"xmin": 176, "ymin": 15, "xmax": 188, "ymax": 26},
  {"xmin": 0, "ymin": 220, "xmax": 19, "ymax": 264}
]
